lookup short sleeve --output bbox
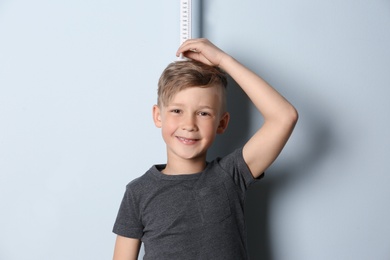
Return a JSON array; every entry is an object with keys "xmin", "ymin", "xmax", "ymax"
[
  {"xmin": 217, "ymin": 148, "xmax": 264, "ymax": 193},
  {"xmin": 112, "ymin": 186, "xmax": 144, "ymax": 239}
]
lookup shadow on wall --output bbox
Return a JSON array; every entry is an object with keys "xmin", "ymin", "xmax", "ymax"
[
  {"xmin": 245, "ymin": 107, "xmax": 334, "ymax": 260},
  {"xmin": 208, "ymin": 71, "xmax": 335, "ymax": 260}
]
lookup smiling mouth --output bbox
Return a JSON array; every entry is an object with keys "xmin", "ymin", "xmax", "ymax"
[{"xmin": 176, "ymin": 136, "xmax": 199, "ymax": 144}]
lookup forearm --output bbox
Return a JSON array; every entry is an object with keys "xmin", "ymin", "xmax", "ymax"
[{"xmin": 113, "ymin": 236, "xmax": 141, "ymax": 260}]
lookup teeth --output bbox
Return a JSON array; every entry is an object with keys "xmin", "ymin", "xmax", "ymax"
[{"xmin": 178, "ymin": 137, "xmax": 197, "ymax": 143}]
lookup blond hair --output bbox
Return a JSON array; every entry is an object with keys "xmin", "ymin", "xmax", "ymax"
[{"xmin": 157, "ymin": 60, "xmax": 228, "ymax": 112}]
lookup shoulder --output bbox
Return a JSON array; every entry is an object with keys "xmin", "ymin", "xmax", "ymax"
[
  {"xmin": 125, "ymin": 166, "xmax": 158, "ymax": 192},
  {"xmin": 215, "ymin": 148, "xmax": 245, "ymax": 168},
  {"xmin": 212, "ymin": 148, "xmax": 250, "ymax": 176},
  {"xmin": 208, "ymin": 148, "xmax": 261, "ymax": 189}
]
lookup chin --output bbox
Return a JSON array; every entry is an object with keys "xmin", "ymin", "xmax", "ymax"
[{"xmin": 174, "ymin": 150, "xmax": 207, "ymax": 161}]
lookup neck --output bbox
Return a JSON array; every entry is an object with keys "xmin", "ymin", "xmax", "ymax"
[{"xmin": 162, "ymin": 157, "xmax": 207, "ymax": 175}]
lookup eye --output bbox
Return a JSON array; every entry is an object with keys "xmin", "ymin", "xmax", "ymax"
[
  {"xmin": 170, "ymin": 109, "xmax": 182, "ymax": 114},
  {"xmin": 198, "ymin": 111, "xmax": 211, "ymax": 117}
]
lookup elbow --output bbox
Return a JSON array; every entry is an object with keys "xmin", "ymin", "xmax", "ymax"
[
  {"xmin": 283, "ymin": 105, "xmax": 299, "ymax": 129},
  {"xmin": 266, "ymin": 104, "xmax": 299, "ymax": 130},
  {"xmin": 290, "ymin": 106, "xmax": 299, "ymax": 125}
]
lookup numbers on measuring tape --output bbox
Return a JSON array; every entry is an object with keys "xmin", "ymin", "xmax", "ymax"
[{"xmin": 180, "ymin": 0, "xmax": 192, "ymax": 45}]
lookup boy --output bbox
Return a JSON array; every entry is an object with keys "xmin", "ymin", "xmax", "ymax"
[{"xmin": 113, "ymin": 38, "xmax": 298, "ymax": 259}]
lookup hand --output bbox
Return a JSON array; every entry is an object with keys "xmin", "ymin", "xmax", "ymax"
[{"xmin": 176, "ymin": 38, "xmax": 229, "ymax": 67}]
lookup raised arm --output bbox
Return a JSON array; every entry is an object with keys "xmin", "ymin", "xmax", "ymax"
[
  {"xmin": 177, "ymin": 38, "xmax": 298, "ymax": 178},
  {"xmin": 113, "ymin": 235, "xmax": 141, "ymax": 260}
]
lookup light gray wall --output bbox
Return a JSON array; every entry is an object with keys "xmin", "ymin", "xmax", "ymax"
[{"xmin": 1, "ymin": 1, "xmax": 389, "ymax": 259}]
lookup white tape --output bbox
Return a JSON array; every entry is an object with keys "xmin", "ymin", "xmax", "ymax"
[{"xmin": 178, "ymin": 0, "xmax": 200, "ymax": 60}]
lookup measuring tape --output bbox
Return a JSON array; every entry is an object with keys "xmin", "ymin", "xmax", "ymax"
[
  {"xmin": 180, "ymin": 0, "xmax": 192, "ymax": 46},
  {"xmin": 178, "ymin": 0, "xmax": 200, "ymax": 60}
]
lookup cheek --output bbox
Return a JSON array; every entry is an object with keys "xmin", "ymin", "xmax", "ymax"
[
  {"xmin": 160, "ymin": 124, "xmax": 174, "ymax": 142},
  {"xmin": 161, "ymin": 117, "xmax": 178, "ymax": 133},
  {"xmin": 200, "ymin": 121, "xmax": 219, "ymax": 134}
]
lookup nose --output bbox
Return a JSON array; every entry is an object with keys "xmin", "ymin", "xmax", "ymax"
[{"xmin": 181, "ymin": 114, "xmax": 198, "ymax": 132}]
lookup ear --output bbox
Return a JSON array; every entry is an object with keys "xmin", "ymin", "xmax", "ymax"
[
  {"xmin": 152, "ymin": 105, "xmax": 162, "ymax": 128},
  {"xmin": 216, "ymin": 112, "xmax": 230, "ymax": 134}
]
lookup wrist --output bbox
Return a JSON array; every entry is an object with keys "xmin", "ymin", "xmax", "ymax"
[{"xmin": 219, "ymin": 54, "xmax": 236, "ymax": 72}]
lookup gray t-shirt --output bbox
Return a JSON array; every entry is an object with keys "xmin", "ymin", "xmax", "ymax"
[{"xmin": 113, "ymin": 148, "xmax": 261, "ymax": 259}]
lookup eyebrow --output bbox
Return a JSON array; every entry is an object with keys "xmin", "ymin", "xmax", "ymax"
[{"xmin": 167, "ymin": 103, "xmax": 216, "ymax": 110}]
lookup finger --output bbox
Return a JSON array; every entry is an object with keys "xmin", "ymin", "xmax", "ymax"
[
  {"xmin": 176, "ymin": 44, "xmax": 197, "ymax": 56},
  {"xmin": 182, "ymin": 52, "xmax": 213, "ymax": 66},
  {"xmin": 176, "ymin": 39, "xmax": 204, "ymax": 55},
  {"xmin": 177, "ymin": 47, "xmax": 198, "ymax": 57}
]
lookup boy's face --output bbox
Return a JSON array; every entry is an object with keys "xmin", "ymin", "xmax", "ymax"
[{"xmin": 153, "ymin": 86, "xmax": 229, "ymax": 163}]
